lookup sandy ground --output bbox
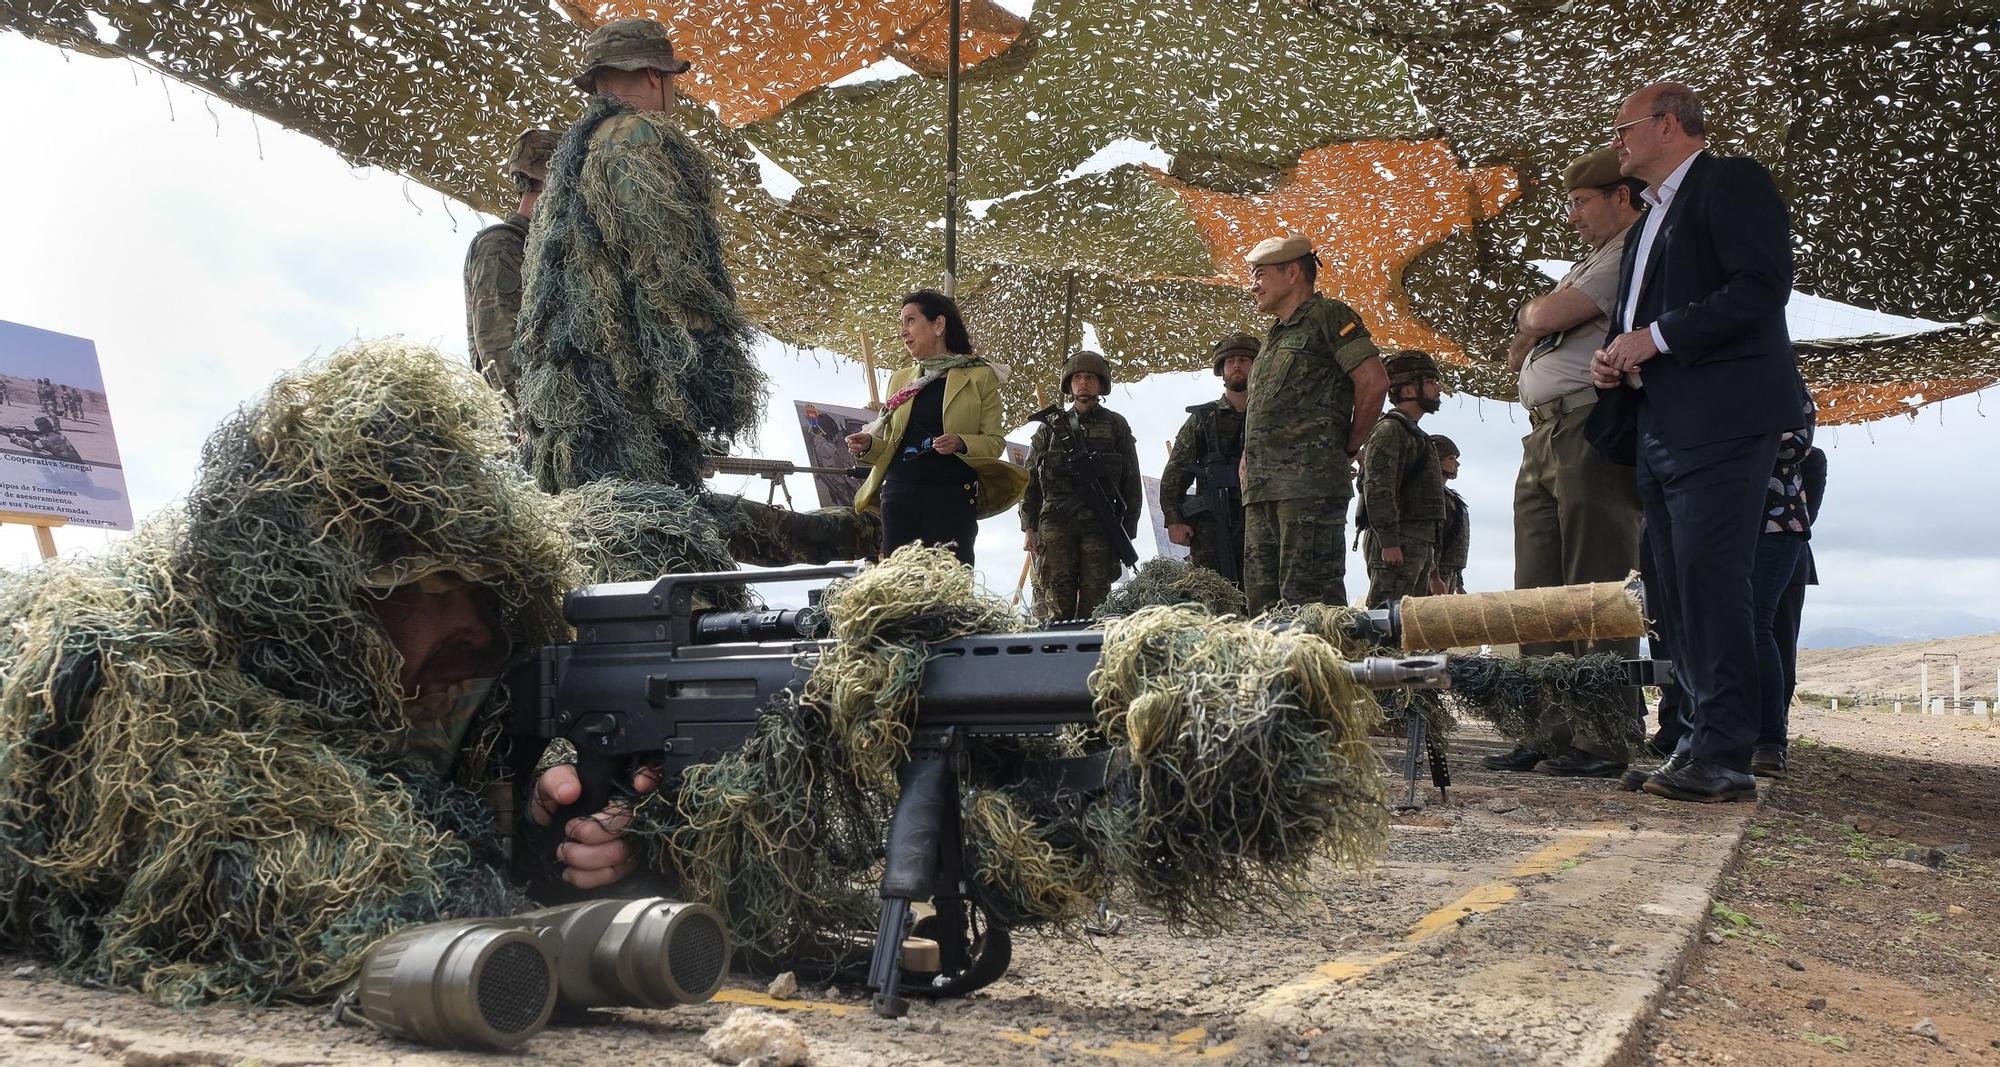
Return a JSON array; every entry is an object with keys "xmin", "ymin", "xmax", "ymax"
[
  {"xmin": 1638, "ymin": 705, "xmax": 2000, "ymax": 1065},
  {"xmin": 0, "ymin": 729, "xmax": 1755, "ymax": 1067},
  {"xmin": 1795, "ymin": 634, "xmax": 2000, "ymax": 704}
]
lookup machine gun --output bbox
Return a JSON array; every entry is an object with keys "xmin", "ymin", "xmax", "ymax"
[
  {"xmin": 1026, "ymin": 403, "xmax": 1139, "ymax": 569},
  {"xmin": 1172, "ymin": 412, "xmax": 1242, "ymax": 584},
  {"xmin": 505, "ymin": 566, "xmax": 1450, "ymax": 1019},
  {"xmin": 703, "ymin": 454, "xmax": 867, "ymax": 507}
]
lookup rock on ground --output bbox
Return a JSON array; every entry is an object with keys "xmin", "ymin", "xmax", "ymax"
[{"xmin": 702, "ymin": 1008, "xmax": 811, "ymax": 1067}]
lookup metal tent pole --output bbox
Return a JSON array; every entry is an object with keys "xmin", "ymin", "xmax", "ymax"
[{"xmin": 942, "ymin": 0, "xmax": 962, "ymax": 297}]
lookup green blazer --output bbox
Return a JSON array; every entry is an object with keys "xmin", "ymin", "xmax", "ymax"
[{"xmin": 853, "ymin": 361, "xmax": 1029, "ymax": 519}]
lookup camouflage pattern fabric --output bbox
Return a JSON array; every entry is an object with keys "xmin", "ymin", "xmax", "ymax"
[
  {"xmin": 1243, "ymin": 496, "xmax": 1349, "ymax": 613},
  {"xmin": 463, "ymin": 213, "xmax": 530, "ymax": 398},
  {"xmin": 1362, "ymin": 531, "xmax": 1436, "ymax": 608},
  {"xmin": 1159, "ymin": 398, "xmax": 1246, "ymax": 584},
  {"xmin": 1243, "ymin": 293, "xmax": 1379, "ymax": 506},
  {"xmin": 1437, "ymin": 487, "xmax": 1470, "ymax": 592},
  {"xmin": 1020, "ymin": 405, "xmax": 1142, "ymax": 534},
  {"xmin": 1032, "ymin": 512, "xmax": 1121, "ymax": 621},
  {"xmin": 1359, "ymin": 410, "xmax": 1445, "ymax": 550}
]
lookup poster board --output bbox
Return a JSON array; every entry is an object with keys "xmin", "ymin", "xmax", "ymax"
[
  {"xmin": 0, "ymin": 320, "xmax": 132, "ymax": 531},
  {"xmin": 794, "ymin": 399, "xmax": 873, "ymax": 508}
]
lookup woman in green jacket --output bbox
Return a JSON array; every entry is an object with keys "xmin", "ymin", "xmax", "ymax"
[{"xmin": 846, "ymin": 289, "xmax": 1027, "ymax": 566}]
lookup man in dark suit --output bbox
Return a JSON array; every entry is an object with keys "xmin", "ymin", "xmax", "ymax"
[{"xmin": 1591, "ymin": 82, "xmax": 1810, "ymax": 803}]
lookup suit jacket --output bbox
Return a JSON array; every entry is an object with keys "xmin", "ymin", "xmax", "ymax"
[
  {"xmin": 1605, "ymin": 151, "xmax": 1808, "ymax": 448},
  {"xmin": 853, "ymin": 361, "xmax": 1028, "ymax": 518}
]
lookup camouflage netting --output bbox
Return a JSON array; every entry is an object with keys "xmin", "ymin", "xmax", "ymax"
[
  {"xmin": 515, "ymin": 93, "xmax": 766, "ymax": 493},
  {"xmin": 0, "ymin": 340, "xmax": 574, "ymax": 1006},
  {"xmin": 6, "ymin": 0, "xmax": 1992, "ymax": 423},
  {"xmin": 641, "ymin": 546, "xmax": 1390, "ymax": 959},
  {"xmin": 1445, "ymin": 652, "xmax": 1644, "ymax": 753},
  {"xmin": 1091, "ymin": 556, "xmax": 1246, "ymax": 621}
]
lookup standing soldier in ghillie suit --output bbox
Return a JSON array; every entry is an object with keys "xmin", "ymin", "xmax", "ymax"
[
  {"xmin": 1431, "ymin": 434, "xmax": 1470, "ymax": 593},
  {"xmin": 464, "ymin": 128, "xmax": 558, "ymax": 402},
  {"xmin": 1240, "ymin": 236, "xmax": 1389, "ymax": 613},
  {"xmin": 515, "ymin": 17, "xmax": 766, "ymax": 494},
  {"xmin": 1161, "ymin": 333, "xmax": 1253, "ymax": 587},
  {"xmin": 1022, "ymin": 351, "xmax": 1141, "ymax": 620},
  {"xmin": 1359, "ymin": 351, "xmax": 1447, "ymax": 608}
]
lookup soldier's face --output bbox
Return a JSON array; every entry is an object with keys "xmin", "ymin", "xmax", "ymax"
[
  {"xmin": 1248, "ymin": 263, "xmax": 1303, "ymax": 313},
  {"xmin": 1069, "ymin": 373, "xmax": 1103, "ymax": 401},
  {"xmin": 370, "ymin": 580, "xmax": 508, "ymax": 698},
  {"xmin": 1441, "ymin": 455, "xmax": 1460, "ymax": 479},
  {"xmin": 1221, "ymin": 354, "xmax": 1253, "ymax": 391}
]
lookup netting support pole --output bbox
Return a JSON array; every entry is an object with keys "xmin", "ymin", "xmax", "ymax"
[{"xmin": 942, "ymin": 0, "xmax": 962, "ymax": 297}]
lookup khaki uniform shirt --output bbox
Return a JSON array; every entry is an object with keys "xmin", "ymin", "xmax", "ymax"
[
  {"xmin": 1245, "ymin": 293, "xmax": 1380, "ymax": 504},
  {"xmin": 463, "ymin": 213, "xmax": 529, "ymax": 398},
  {"xmin": 1517, "ymin": 227, "xmax": 1630, "ymax": 409}
]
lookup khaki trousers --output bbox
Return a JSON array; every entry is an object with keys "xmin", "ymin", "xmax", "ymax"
[{"xmin": 1513, "ymin": 402, "xmax": 1643, "ymax": 756}]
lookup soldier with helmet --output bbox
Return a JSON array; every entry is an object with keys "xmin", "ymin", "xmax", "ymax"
[
  {"xmin": 1021, "ymin": 351, "xmax": 1141, "ymax": 620},
  {"xmin": 1359, "ymin": 350, "xmax": 1447, "ymax": 607},
  {"xmin": 7, "ymin": 415, "xmax": 82, "ymax": 462},
  {"xmin": 1160, "ymin": 332, "xmax": 1255, "ymax": 587},
  {"xmin": 1431, "ymin": 434, "xmax": 1470, "ymax": 594},
  {"xmin": 463, "ymin": 127, "xmax": 558, "ymax": 401},
  {"xmin": 1240, "ymin": 235, "xmax": 1390, "ymax": 612}
]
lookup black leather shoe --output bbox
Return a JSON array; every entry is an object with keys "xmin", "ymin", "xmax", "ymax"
[
  {"xmin": 1642, "ymin": 758, "xmax": 1758, "ymax": 803},
  {"xmin": 1480, "ymin": 744, "xmax": 1547, "ymax": 772},
  {"xmin": 1621, "ymin": 752, "xmax": 1686, "ymax": 792},
  {"xmin": 1540, "ymin": 751, "xmax": 1628, "ymax": 778},
  {"xmin": 1749, "ymin": 745, "xmax": 1787, "ymax": 778}
]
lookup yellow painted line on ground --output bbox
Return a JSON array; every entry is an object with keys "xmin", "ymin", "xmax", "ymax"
[
  {"xmin": 996, "ymin": 1025, "xmax": 1241, "ymax": 1059},
  {"xmin": 1242, "ymin": 832, "xmax": 1603, "ymax": 1024},
  {"xmin": 712, "ymin": 989, "xmax": 855, "ymax": 1015}
]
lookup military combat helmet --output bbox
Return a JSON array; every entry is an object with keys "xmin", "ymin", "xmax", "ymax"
[
  {"xmin": 1430, "ymin": 434, "xmax": 1461, "ymax": 459},
  {"xmin": 1060, "ymin": 350, "xmax": 1114, "ymax": 395},
  {"xmin": 574, "ymin": 18, "xmax": 691, "ymax": 93},
  {"xmin": 504, "ymin": 129, "xmax": 560, "ymax": 183},
  {"xmin": 1385, "ymin": 350, "xmax": 1440, "ymax": 386},
  {"xmin": 1209, "ymin": 332, "xmax": 1260, "ymax": 375},
  {"xmin": 32, "ymin": 416, "xmax": 54, "ymax": 432}
]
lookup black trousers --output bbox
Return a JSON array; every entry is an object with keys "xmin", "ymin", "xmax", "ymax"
[
  {"xmin": 1641, "ymin": 519, "xmax": 1689, "ymax": 755},
  {"xmin": 1637, "ymin": 425, "xmax": 1781, "ymax": 773},
  {"xmin": 879, "ymin": 478, "xmax": 978, "ymax": 567}
]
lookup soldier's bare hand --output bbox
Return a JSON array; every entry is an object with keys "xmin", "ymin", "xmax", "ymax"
[
  {"xmin": 1429, "ymin": 573, "xmax": 1448, "ymax": 596},
  {"xmin": 530, "ymin": 763, "xmax": 661, "ymax": 890},
  {"xmin": 932, "ymin": 433, "xmax": 964, "ymax": 455},
  {"xmin": 1166, "ymin": 522, "xmax": 1193, "ymax": 547},
  {"xmin": 1506, "ymin": 332, "xmax": 1536, "ymax": 373},
  {"xmin": 1023, "ymin": 530, "xmax": 1039, "ymax": 554},
  {"xmin": 1381, "ymin": 545, "xmax": 1405, "ymax": 566},
  {"xmin": 845, "ymin": 431, "xmax": 872, "ymax": 457}
]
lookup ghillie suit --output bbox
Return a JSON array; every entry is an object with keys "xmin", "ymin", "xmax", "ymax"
[
  {"xmin": 636, "ymin": 546, "xmax": 1388, "ymax": 961},
  {"xmin": 705, "ymin": 492, "xmax": 882, "ymax": 569},
  {"xmin": 1445, "ymin": 652, "xmax": 1644, "ymax": 753},
  {"xmin": 1091, "ymin": 556, "xmax": 1246, "ymax": 621},
  {"xmin": 515, "ymin": 94, "xmax": 767, "ymax": 493},
  {"xmin": 0, "ymin": 341, "xmax": 576, "ymax": 1006}
]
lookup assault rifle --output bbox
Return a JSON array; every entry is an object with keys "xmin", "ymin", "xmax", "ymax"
[
  {"xmin": 505, "ymin": 566, "xmax": 1449, "ymax": 1019},
  {"xmin": 1026, "ymin": 403, "xmax": 1139, "ymax": 569},
  {"xmin": 702, "ymin": 454, "xmax": 866, "ymax": 507},
  {"xmin": 1173, "ymin": 410, "xmax": 1242, "ymax": 584}
]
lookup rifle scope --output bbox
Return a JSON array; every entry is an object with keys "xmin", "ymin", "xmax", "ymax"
[{"xmin": 693, "ymin": 606, "xmax": 829, "ymax": 644}]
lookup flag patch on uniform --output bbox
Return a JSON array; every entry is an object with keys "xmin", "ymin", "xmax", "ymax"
[{"xmin": 1339, "ymin": 322, "xmax": 1357, "ymax": 337}]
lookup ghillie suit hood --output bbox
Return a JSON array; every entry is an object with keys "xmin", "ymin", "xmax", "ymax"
[
  {"xmin": 0, "ymin": 341, "xmax": 576, "ymax": 1006},
  {"xmin": 515, "ymin": 94, "xmax": 767, "ymax": 493}
]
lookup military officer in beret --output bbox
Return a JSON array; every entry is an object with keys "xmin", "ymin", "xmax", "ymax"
[
  {"xmin": 1160, "ymin": 333, "xmax": 1255, "ymax": 587},
  {"xmin": 1488, "ymin": 146, "xmax": 1649, "ymax": 777},
  {"xmin": 1239, "ymin": 236, "xmax": 1389, "ymax": 612},
  {"xmin": 464, "ymin": 128, "xmax": 558, "ymax": 402}
]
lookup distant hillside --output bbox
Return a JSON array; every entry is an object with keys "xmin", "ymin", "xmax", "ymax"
[{"xmin": 1795, "ymin": 633, "xmax": 2000, "ymax": 702}]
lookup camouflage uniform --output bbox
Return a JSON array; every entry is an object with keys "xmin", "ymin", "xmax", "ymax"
[
  {"xmin": 463, "ymin": 129, "xmax": 556, "ymax": 401},
  {"xmin": 1243, "ymin": 293, "xmax": 1380, "ymax": 612},
  {"xmin": 1432, "ymin": 434, "xmax": 1470, "ymax": 593},
  {"xmin": 9, "ymin": 416, "xmax": 81, "ymax": 462},
  {"xmin": 1023, "ymin": 353, "xmax": 1141, "ymax": 620},
  {"xmin": 1160, "ymin": 333, "xmax": 1254, "ymax": 586},
  {"xmin": 1360, "ymin": 410, "xmax": 1445, "ymax": 606}
]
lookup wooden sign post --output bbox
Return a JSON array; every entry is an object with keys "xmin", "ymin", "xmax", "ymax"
[
  {"xmin": 860, "ymin": 333, "xmax": 883, "ymax": 412},
  {"xmin": 0, "ymin": 509, "xmax": 66, "ymax": 561}
]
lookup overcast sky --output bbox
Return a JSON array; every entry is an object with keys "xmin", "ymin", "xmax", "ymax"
[{"xmin": 1, "ymin": 35, "xmax": 1994, "ymax": 647}]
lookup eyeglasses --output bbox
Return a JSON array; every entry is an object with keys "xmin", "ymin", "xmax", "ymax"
[
  {"xmin": 1609, "ymin": 112, "xmax": 1666, "ymax": 145},
  {"xmin": 1562, "ymin": 190, "xmax": 1610, "ymax": 217}
]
